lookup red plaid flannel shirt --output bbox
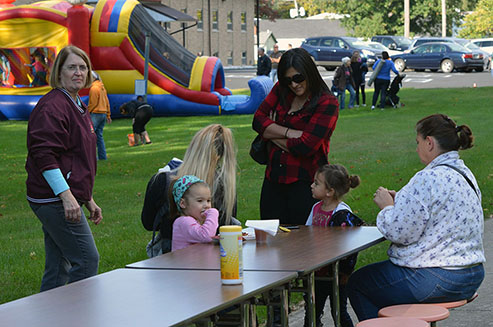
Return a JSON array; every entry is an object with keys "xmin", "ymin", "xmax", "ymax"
[{"xmin": 253, "ymin": 84, "xmax": 339, "ymax": 184}]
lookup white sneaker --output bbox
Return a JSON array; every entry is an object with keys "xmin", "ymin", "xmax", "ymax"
[
  {"xmin": 363, "ymin": 104, "xmax": 367, "ymax": 107},
  {"xmin": 355, "ymin": 105, "xmax": 360, "ymax": 108},
  {"xmin": 371, "ymin": 105, "xmax": 375, "ymax": 110}
]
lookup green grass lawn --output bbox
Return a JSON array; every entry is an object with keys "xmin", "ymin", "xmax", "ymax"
[{"xmin": 1, "ymin": 86, "xmax": 492, "ymax": 305}]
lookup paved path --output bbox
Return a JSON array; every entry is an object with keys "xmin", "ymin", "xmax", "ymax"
[{"xmin": 289, "ymin": 218, "xmax": 493, "ymax": 326}]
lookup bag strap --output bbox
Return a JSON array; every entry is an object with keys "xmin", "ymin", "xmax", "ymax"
[{"xmin": 436, "ymin": 163, "xmax": 479, "ymax": 198}]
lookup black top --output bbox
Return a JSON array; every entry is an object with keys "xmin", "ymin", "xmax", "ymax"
[{"xmin": 257, "ymin": 54, "xmax": 272, "ymax": 76}]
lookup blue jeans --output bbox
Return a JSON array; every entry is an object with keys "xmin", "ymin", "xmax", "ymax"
[
  {"xmin": 270, "ymin": 68, "xmax": 278, "ymax": 84},
  {"xmin": 30, "ymin": 202, "xmax": 99, "ymax": 292},
  {"xmin": 90, "ymin": 113, "xmax": 107, "ymax": 160},
  {"xmin": 339, "ymin": 84, "xmax": 356, "ymax": 109},
  {"xmin": 346, "ymin": 260, "xmax": 484, "ymax": 321}
]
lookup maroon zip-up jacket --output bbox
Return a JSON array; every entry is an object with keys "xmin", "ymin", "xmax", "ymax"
[{"xmin": 26, "ymin": 88, "xmax": 97, "ymax": 203}]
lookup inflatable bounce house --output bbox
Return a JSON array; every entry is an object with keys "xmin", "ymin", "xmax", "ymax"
[{"xmin": 0, "ymin": 0, "xmax": 273, "ymax": 120}]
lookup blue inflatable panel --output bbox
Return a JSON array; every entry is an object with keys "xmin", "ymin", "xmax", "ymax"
[
  {"xmin": 216, "ymin": 93, "xmax": 249, "ymax": 112},
  {"xmin": 104, "ymin": 94, "xmax": 220, "ymax": 118},
  {"xmin": 0, "ymin": 95, "xmax": 43, "ymax": 120},
  {"xmin": 0, "ymin": 76, "xmax": 272, "ymax": 120},
  {"xmin": 234, "ymin": 76, "xmax": 273, "ymax": 114}
]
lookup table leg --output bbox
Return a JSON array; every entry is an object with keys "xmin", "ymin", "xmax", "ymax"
[
  {"xmin": 331, "ymin": 261, "xmax": 340, "ymax": 327},
  {"xmin": 249, "ymin": 298, "xmax": 257, "ymax": 327},
  {"xmin": 306, "ymin": 272, "xmax": 316, "ymax": 327},
  {"xmin": 279, "ymin": 286, "xmax": 289, "ymax": 326},
  {"xmin": 240, "ymin": 301, "xmax": 250, "ymax": 327}
]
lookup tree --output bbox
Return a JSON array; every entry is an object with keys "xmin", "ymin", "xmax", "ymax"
[
  {"xmin": 258, "ymin": 0, "xmax": 280, "ymax": 21},
  {"xmin": 326, "ymin": 0, "xmax": 478, "ymax": 38},
  {"xmin": 458, "ymin": 0, "xmax": 493, "ymax": 38}
]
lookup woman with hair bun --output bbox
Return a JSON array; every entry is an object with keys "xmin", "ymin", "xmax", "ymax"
[{"xmin": 347, "ymin": 114, "xmax": 485, "ymax": 322}]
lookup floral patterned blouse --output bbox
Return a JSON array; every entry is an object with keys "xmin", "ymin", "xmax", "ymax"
[{"xmin": 377, "ymin": 151, "xmax": 485, "ymax": 268}]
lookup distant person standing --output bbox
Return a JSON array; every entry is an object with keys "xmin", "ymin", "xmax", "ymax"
[
  {"xmin": 333, "ymin": 57, "xmax": 356, "ymax": 109},
  {"xmin": 350, "ymin": 51, "xmax": 368, "ymax": 107},
  {"xmin": 88, "ymin": 71, "xmax": 111, "ymax": 160},
  {"xmin": 371, "ymin": 51, "xmax": 399, "ymax": 110},
  {"xmin": 269, "ymin": 44, "xmax": 282, "ymax": 83},
  {"xmin": 256, "ymin": 47, "xmax": 271, "ymax": 77}
]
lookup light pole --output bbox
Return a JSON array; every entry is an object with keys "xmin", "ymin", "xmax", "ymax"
[
  {"xmin": 442, "ymin": 0, "xmax": 447, "ymax": 37},
  {"xmin": 404, "ymin": 0, "xmax": 410, "ymax": 38}
]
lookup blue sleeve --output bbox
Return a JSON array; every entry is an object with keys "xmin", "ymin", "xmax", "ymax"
[{"xmin": 42, "ymin": 168, "xmax": 69, "ymax": 195}]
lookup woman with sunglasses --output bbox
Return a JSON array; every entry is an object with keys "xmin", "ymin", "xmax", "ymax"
[{"xmin": 252, "ymin": 47, "xmax": 339, "ymax": 226}]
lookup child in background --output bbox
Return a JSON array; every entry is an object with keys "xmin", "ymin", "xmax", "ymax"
[
  {"xmin": 170, "ymin": 175, "xmax": 219, "ymax": 251},
  {"xmin": 304, "ymin": 164, "xmax": 361, "ymax": 327}
]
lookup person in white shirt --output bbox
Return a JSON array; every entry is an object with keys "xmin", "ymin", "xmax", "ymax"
[{"xmin": 347, "ymin": 113, "xmax": 485, "ymax": 322}]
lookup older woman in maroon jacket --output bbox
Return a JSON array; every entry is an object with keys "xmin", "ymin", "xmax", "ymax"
[{"xmin": 26, "ymin": 46, "xmax": 102, "ymax": 292}]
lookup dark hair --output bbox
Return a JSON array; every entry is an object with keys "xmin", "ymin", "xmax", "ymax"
[
  {"xmin": 316, "ymin": 164, "xmax": 360, "ymax": 201},
  {"xmin": 277, "ymin": 48, "xmax": 329, "ymax": 109},
  {"xmin": 382, "ymin": 51, "xmax": 390, "ymax": 60},
  {"xmin": 416, "ymin": 114, "xmax": 474, "ymax": 151}
]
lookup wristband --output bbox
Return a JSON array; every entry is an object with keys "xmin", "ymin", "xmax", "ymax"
[
  {"xmin": 42, "ymin": 168, "xmax": 69, "ymax": 195},
  {"xmin": 285, "ymin": 128, "xmax": 289, "ymax": 138}
]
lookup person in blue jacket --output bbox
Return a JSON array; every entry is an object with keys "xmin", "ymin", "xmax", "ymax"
[{"xmin": 371, "ymin": 51, "xmax": 399, "ymax": 110}]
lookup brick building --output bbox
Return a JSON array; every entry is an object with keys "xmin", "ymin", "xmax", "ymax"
[{"xmin": 161, "ymin": 0, "xmax": 255, "ymax": 66}]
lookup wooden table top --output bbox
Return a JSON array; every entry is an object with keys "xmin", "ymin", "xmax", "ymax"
[
  {"xmin": 127, "ymin": 226, "xmax": 385, "ymax": 275},
  {"xmin": 0, "ymin": 269, "xmax": 297, "ymax": 327}
]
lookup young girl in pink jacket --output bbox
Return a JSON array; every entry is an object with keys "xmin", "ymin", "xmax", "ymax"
[{"xmin": 170, "ymin": 175, "xmax": 219, "ymax": 251}]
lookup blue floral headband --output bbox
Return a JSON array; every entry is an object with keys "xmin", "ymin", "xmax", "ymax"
[{"xmin": 172, "ymin": 175, "xmax": 204, "ymax": 206}]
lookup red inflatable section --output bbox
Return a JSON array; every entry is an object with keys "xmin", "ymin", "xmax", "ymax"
[
  {"xmin": 67, "ymin": 5, "xmax": 91, "ymax": 55},
  {"xmin": 91, "ymin": 46, "xmax": 134, "ymax": 70},
  {"xmin": 119, "ymin": 38, "xmax": 220, "ymax": 106}
]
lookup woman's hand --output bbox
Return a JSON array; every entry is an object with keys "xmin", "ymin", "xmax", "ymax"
[
  {"xmin": 59, "ymin": 189, "xmax": 81, "ymax": 222},
  {"xmin": 85, "ymin": 198, "xmax": 103, "ymax": 225},
  {"xmin": 373, "ymin": 186, "xmax": 395, "ymax": 209}
]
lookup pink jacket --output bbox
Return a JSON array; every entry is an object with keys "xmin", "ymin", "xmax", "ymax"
[{"xmin": 172, "ymin": 208, "xmax": 219, "ymax": 251}]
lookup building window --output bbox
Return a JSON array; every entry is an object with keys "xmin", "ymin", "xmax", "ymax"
[
  {"xmin": 227, "ymin": 51, "xmax": 233, "ymax": 65},
  {"xmin": 212, "ymin": 10, "xmax": 218, "ymax": 31},
  {"xmin": 241, "ymin": 12, "xmax": 246, "ymax": 31},
  {"xmin": 227, "ymin": 12, "xmax": 233, "ymax": 31},
  {"xmin": 197, "ymin": 9, "xmax": 203, "ymax": 30},
  {"xmin": 241, "ymin": 51, "xmax": 247, "ymax": 65}
]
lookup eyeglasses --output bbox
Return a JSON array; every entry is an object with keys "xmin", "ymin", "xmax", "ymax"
[
  {"xmin": 282, "ymin": 73, "xmax": 305, "ymax": 85},
  {"xmin": 64, "ymin": 65, "xmax": 88, "ymax": 73}
]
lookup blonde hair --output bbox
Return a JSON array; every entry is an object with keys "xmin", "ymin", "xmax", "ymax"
[
  {"xmin": 177, "ymin": 124, "xmax": 236, "ymax": 224},
  {"xmin": 49, "ymin": 45, "xmax": 93, "ymax": 89}
]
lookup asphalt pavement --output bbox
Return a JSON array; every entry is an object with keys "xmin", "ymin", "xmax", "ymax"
[{"xmin": 288, "ymin": 217, "xmax": 493, "ymax": 326}]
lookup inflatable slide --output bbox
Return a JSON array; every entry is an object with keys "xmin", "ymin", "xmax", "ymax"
[{"xmin": 0, "ymin": 0, "xmax": 272, "ymax": 120}]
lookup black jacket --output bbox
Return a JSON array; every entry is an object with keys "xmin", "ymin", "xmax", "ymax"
[{"xmin": 257, "ymin": 54, "xmax": 271, "ymax": 76}]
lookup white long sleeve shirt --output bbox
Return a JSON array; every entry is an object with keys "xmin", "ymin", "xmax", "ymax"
[{"xmin": 377, "ymin": 151, "xmax": 485, "ymax": 268}]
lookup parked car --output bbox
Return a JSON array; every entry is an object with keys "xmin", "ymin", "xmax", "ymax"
[
  {"xmin": 363, "ymin": 41, "xmax": 402, "ymax": 57},
  {"xmin": 408, "ymin": 37, "xmax": 490, "ymax": 71},
  {"xmin": 371, "ymin": 35, "xmax": 412, "ymax": 51},
  {"xmin": 471, "ymin": 38, "xmax": 493, "ymax": 55},
  {"xmin": 300, "ymin": 36, "xmax": 381, "ymax": 70},
  {"xmin": 392, "ymin": 42, "xmax": 484, "ymax": 73}
]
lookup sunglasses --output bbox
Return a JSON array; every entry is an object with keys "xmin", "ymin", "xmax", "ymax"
[{"xmin": 282, "ymin": 73, "xmax": 305, "ymax": 85}]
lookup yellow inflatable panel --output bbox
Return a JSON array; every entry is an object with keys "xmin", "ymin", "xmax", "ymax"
[
  {"xmin": 0, "ymin": 19, "xmax": 67, "ymax": 49},
  {"xmin": 101, "ymin": 70, "xmax": 168, "ymax": 95}
]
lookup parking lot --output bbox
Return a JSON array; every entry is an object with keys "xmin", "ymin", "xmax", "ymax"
[{"xmin": 224, "ymin": 68, "xmax": 493, "ymax": 90}]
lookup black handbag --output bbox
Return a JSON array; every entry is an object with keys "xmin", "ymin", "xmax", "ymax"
[{"xmin": 249, "ymin": 134, "xmax": 268, "ymax": 165}]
